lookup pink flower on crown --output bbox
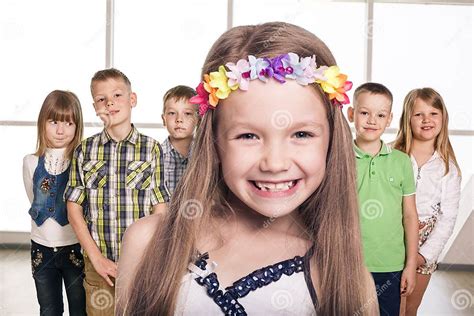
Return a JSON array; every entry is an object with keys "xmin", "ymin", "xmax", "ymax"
[
  {"xmin": 316, "ymin": 66, "xmax": 353, "ymax": 106},
  {"xmin": 190, "ymin": 74, "xmax": 219, "ymax": 115},
  {"xmin": 226, "ymin": 59, "xmax": 251, "ymax": 91}
]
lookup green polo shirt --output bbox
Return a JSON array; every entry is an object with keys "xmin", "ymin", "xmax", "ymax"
[{"xmin": 354, "ymin": 141, "xmax": 416, "ymax": 272}]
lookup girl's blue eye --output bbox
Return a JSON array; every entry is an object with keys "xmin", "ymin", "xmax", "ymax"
[
  {"xmin": 237, "ymin": 133, "xmax": 257, "ymax": 140},
  {"xmin": 294, "ymin": 131, "xmax": 312, "ymax": 138}
]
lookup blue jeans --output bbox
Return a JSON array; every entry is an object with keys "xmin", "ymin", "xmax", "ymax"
[
  {"xmin": 31, "ymin": 240, "xmax": 86, "ymax": 316},
  {"xmin": 371, "ymin": 271, "xmax": 402, "ymax": 316}
]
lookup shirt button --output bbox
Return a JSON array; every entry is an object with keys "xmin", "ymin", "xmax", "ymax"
[
  {"xmin": 371, "ymin": 171, "xmax": 375, "ymax": 175},
  {"xmin": 50, "ymin": 192, "xmax": 55, "ymax": 197},
  {"xmin": 371, "ymin": 162, "xmax": 375, "ymax": 165},
  {"xmin": 48, "ymin": 207, "xmax": 53, "ymax": 212}
]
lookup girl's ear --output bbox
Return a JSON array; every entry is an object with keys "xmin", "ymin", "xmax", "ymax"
[{"xmin": 347, "ymin": 106, "xmax": 355, "ymax": 122}]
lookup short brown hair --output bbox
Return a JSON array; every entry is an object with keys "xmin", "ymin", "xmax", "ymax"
[
  {"xmin": 162, "ymin": 85, "xmax": 197, "ymax": 113},
  {"xmin": 90, "ymin": 68, "xmax": 132, "ymax": 94},
  {"xmin": 353, "ymin": 82, "xmax": 393, "ymax": 107}
]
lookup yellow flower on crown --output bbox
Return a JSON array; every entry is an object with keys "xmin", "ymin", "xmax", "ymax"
[
  {"xmin": 209, "ymin": 66, "xmax": 232, "ymax": 100},
  {"xmin": 316, "ymin": 66, "xmax": 351, "ymax": 104},
  {"xmin": 203, "ymin": 74, "xmax": 219, "ymax": 107}
]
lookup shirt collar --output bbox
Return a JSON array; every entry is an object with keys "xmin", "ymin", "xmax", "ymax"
[
  {"xmin": 99, "ymin": 124, "xmax": 139, "ymax": 145},
  {"xmin": 162, "ymin": 137, "xmax": 190, "ymax": 161},
  {"xmin": 353, "ymin": 140, "xmax": 391, "ymax": 158}
]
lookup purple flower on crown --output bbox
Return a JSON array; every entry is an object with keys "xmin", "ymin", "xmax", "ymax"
[{"xmin": 270, "ymin": 54, "xmax": 290, "ymax": 83}]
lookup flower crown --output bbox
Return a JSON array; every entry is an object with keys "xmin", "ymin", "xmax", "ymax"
[{"xmin": 190, "ymin": 53, "xmax": 352, "ymax": 116}]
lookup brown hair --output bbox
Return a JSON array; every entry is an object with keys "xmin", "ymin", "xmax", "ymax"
[
  {"xmin": 90, "ymin": 68, "xmax": 132, "ymax": 94},
  {"xmin": 162, "ymin": 85, "xmax": 197, "ymax": 113},
  {"xmin": 353, "ymin": 82, "xmax": 393, "ymax": 108},
  {"xmin": 394, "ymin": 87, "xmax": 460, "ymax": 175},
  {"xmin": 122, "ymin": 22, "xmax": 372, "ymax": 315},
  {"xmin": 35, "ymin": 90, "xmax": 84, "ymax": 159}
]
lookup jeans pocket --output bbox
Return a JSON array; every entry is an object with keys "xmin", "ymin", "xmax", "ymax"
[
  {"xmin": 68, "ymin": 246, "xmax": 84, "ymax": 269},
  {"xmin": 31, "ymin": 247, "xmax": 44, "ymax": 275}
]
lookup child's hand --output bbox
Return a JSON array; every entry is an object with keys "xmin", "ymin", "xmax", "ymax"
[
  {"xmin": 91, "ymin": 254, "xmax": 118, "ymax": 287},
  {"xmin": 400, "ymin": 264, "xmax": 416, "ymax": 297}
]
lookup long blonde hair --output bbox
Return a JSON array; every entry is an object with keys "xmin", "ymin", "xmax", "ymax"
[
  {"xmin": 35, "ymin": 90, "xmax": 84, "ymax": 159},
  {"xmin": 122, "ymin": 22, "xmax": 371, "ymax": 315},
  {"xmin": 394, "ymin": 88, "xmax": 460, "ymax": 175}
]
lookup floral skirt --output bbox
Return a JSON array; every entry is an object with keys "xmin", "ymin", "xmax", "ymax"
[{"xmin": 417, "ymin": 216, "xmax": 438, "ymax": 275}]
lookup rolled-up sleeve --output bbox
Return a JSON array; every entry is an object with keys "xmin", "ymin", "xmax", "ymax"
[{"xmin": 64, "ymin": 143, "xmax": 87, "ymax": 207}]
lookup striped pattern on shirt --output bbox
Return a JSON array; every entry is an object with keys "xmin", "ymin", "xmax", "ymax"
[{"xmin": 65, "ymin": 126, "xmax": 169, "ymax": 261}]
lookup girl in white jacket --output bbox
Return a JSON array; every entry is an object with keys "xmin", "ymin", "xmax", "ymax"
[{"xmin": 394, "ymin": 87, "xmax": 461, "ymax": 315}]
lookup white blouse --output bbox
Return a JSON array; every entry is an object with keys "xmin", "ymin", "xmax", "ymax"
[
  {"xmin": 22, "ymin": 148, "xmax": 79, "ymax": 247},
  {"xmin": 411, "ymin": 152, "xmax": 461, "ymax": 265}
]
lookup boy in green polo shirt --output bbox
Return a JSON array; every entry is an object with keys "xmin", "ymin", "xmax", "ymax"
[{"xmin": 347, "ymin": 82, "xmax": 418, "ymax": 316}]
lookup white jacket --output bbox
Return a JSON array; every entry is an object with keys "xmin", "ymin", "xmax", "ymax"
[{"xmin": 411, "ymin": 152, "xmax": 461, "ymax": 265}]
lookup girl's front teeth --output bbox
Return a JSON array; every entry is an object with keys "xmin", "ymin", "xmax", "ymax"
[{"xmin": 254, "ymin": 181, "xmax": 296, "ymax": 192}]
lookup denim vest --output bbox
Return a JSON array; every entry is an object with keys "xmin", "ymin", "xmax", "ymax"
[{"xmin": 29, "ymin": 155, "xmax": 70, "ymax": 226}]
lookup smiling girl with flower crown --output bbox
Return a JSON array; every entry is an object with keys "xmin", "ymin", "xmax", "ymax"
[{"xmin": 116, "ymin": 22, "xmax": 378, "ymax": 315}]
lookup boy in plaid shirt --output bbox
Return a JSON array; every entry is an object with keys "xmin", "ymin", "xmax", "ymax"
[
  {"xmin": 65, "ymin": 68, "xmax": 169, "ymax": 315},
  {"xmin": 161, "ymin": 85, "xmax": 198, "ymax": 195}
]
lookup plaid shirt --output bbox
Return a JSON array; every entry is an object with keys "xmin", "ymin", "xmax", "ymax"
[
  {"xmin": 161, "ymin": 137, "xmax": 191, "ymax": 196},
  {"xmin": 65, "ymin": 126, "xmax": 169, "ymax": 261}
]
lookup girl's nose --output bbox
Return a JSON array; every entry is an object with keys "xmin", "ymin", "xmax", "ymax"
[
  {"xmin": 56, "ymin": 123, "xmax": 64, "ymax": 134},
  {"xmin": 259, "ymin": 143, "xmax": 290, "ymax": 173}
]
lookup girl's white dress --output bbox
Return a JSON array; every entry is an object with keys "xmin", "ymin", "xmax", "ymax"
[
  {"xmin": 175, "ymin": 251, "xmax": 317, "ymax": 315},
  {"xmin": 411, "ymin": 152, "xmax": 461, "ymax": 273}
]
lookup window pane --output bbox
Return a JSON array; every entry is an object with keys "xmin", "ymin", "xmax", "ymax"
[
  {"xmin": 233, "ymin": 0, "xmax": 367, "ymax": 104},
  {"xmin": 0, "ymin": 0, "xmax": 106, "ymax": 123},
  {"xmin": 114, "ymin": 0, "xmax": 227, "ymax": 123},
  {"xmin": 373, "ymin": 3, "xmax": 473, "ymax": 130}
]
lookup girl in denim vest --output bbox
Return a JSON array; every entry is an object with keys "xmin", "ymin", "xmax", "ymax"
[{"xmin": 22, "ymin": 90, "xmax": 85, "ymax": 315}]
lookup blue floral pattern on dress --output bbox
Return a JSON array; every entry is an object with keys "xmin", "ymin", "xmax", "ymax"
[{"xmin": 193, "ymin": 252, "xmax": 305, "ymax": 315}]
